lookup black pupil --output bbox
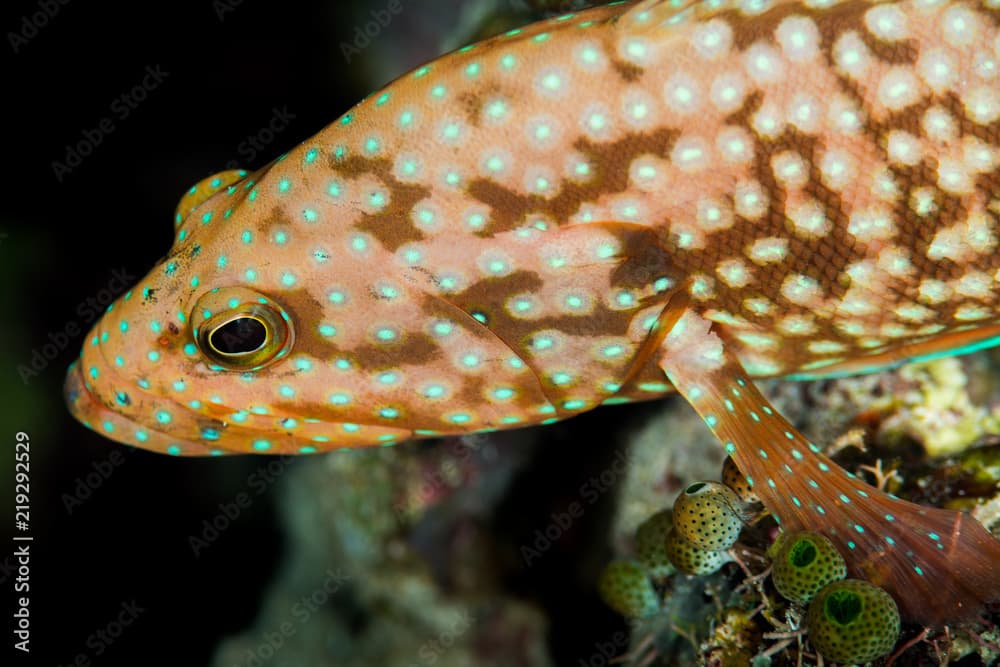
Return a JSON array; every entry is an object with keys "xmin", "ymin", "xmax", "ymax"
[{"xmin": 210, "ymin": 317, "xmax": 267, "ymax": 355}]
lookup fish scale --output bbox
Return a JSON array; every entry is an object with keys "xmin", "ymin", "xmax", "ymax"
[{"xmin": 66, "ymin": 0, "xmax": 1000, "ymax": 626}]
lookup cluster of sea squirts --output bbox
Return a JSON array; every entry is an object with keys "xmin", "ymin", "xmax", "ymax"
[{"xmin": 598, "ymin": 457, "xmax": 903, "ymax": 665}]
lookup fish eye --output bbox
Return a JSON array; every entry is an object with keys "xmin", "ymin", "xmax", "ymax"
[
  {"xmin": 209, "ymin": 315, "xmax": 268, "ymax": 355},
  {"xmin": 191, "ymin": 288, "xmax": 294, "ymax": 371}
]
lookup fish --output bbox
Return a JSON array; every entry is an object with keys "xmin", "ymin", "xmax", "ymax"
[{"xmin": 65, "ymin": 0, "xmax": 1000, "ymax": 626}]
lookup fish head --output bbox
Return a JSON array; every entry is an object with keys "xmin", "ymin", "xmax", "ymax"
[
  {"xmin": 64, "ymin": 162, "xmax": 554, "ymax": 456},
  {"xmin": 65, "ymin": 168, "xmax": 434, "ymax": 455}
]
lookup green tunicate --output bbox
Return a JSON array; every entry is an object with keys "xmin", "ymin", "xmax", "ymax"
[
  {"xmin": 597, "ymin": 559, "xmax": 660, "ymax": 619},
  {"xmin": 771, "ymin": 531, "xmax": 847, "ymax": 604},
  {"xmin": 807, "ymin": 579, "xmax": 900, "ymax": 664},
  {"xmin": 664, "ymin": 527, "xmax": 731, "ymax": 575},
  {"xmin": 672, "ymin": 480, "xmax": 743, "ymax": 550},
  {"xmin": 634, "ymin": 509, "xmax": 675, "ymax": 581}
]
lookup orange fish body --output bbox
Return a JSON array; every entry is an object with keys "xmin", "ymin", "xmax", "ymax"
[{"xmin": 66, "ymin": 0, "xmax": 1000, "ymax": 625}]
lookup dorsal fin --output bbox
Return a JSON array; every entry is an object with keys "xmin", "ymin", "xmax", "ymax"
[
  {"xmin": 616, "ymin": 0, "xmax": 705, "ymax": 32},
  {"xmin": 173, "ymin": 169, "xmax": 247, "ymax": 228}
]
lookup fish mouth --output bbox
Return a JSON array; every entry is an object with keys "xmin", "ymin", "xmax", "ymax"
[
  {"xmin": 64, "ymin": 358, "xmax": 221, "ymax": 456},
  {"xmin": 64, "ymin": 343, "xmax": 416, "ymax": 456}
]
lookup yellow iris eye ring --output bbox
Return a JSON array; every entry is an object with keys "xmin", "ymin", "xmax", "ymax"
[
  {"xmin": 207, "ymin": 311, "xmax": 270, "ymax": 356},
  {"xmin": 190, "ymin": 287, "xmax": 294, "ymax": 371}
]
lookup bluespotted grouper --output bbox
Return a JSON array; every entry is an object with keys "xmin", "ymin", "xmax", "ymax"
[{"xmin": 65, "ymin": 0, "xmax": 1000, "ymax": 626}]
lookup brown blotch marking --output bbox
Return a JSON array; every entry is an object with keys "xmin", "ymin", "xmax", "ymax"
[
  {"xmin": 750, "ymin": 127, "xmax": 858, "ymax": 302},
  {"xmin": 939, "ymin": 91, "xmax": 1000, "ymax": 147},
  {"xmin": 603, "ymin": 224, "xmax": 675, "ymax": 291},
  {"xmin": 253, "ymin": 204, "xmax": 296, "ymax": 237},
  {"xmin": 351, "ymin": 332, "xmax": 442, "ymax": 372},
  {"xmin": 610, "ymin": 57, "xmax": 644, "ymax": 82},
  {"xmin": 457, "ymin": 91, "xmax": 482, "ymax": 126},
  {"xmin": 975, "ymin": 174, "xmax": 1000, "ymax": 250},
  {"xmin": 453, "ymin": 381, "xmax": 501, "ymax": 427},
  {"xmin": 809, "ymin": 4, "xmax": 924, "ymax": 150},
  {"xmin": 724, "ymin": 0, "xmax": 917, "ymax": 66},
  {"xmin": 832, "ymin": 74, "xmax": 977, "ymax": 152},
  {"xmin": 724, "ymin": 90, "xmax": 765, "ymax": 129},
  {"xmin": 888, "ymin": 159, "xmax": 973, "ymax": 298},
  {"xmin": 724, "ymin": 0, "xmax": 864, "ymax": 51},
  {"xmin": 449, "ymin": 375, "xmax": 551, "ymax": 428},
  {"xmin": 448, "ymin": 269, "xmax": 638, "ymax": 344},
  {"xmin": 457, "ymin": 378, "xmax": 490, "ymax": 408},
  {"xmin": 438, "ymin": 273, "xmax": 626, "ymax": 419},
  {"xmin": 272, "ymin": 400, "xmax": 335, "ymax": 421},
  {"xmin": 602, "ymin": 6, "xmax": 644, "ymax": 83},
  {"xmin": 980, "ymin": 4, "xmax": 1000, "ymax": 28},
  {"xmin": 863, "ymin": 87, "xmax": 995, "ymax": 301},
  {"xmin": 861, "ymin": 31, "xmax": 917, "ymax": 66},
  {"xmin": 280, "ymin": 289, "xmax": 343, "ymax": 359},
  {"xmin": 281, "ymin": 290, "xmax": 440, "ymax": 375},
  {"xmin": 875, "ymin": 95, "xmax": 934, "ymax": 139},
  {"xmin": 466, "ymin": 180, "xmax": 535, "ymax": 236},
  {"xmin": 679, "ymin": 92, "xmax": 862, "ymax": 322},
  {"xmin": 466, "ymin": 127, "xmax": 679, "ymax": 236},
  {"xmin": 329, "ymin": 155, "xmax": 431, "ymax": 252}
]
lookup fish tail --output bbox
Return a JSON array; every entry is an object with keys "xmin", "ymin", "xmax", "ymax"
[{"xmin": 657, "ymin": 310, "xmax": 1000, "ymax": 626}]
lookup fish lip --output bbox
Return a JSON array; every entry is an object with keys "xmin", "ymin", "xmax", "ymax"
[
  {"xmin": 65, "ymin": 333, "xmax": 417, "ymax": 455},
  {"xmin": 63, "ymin": 355, "xmax": 214, "ymax": 454},
  {"xmin": 64, "ymin": 350, "xmax": 375, "ymax": 456},
  {"xmin": 63, "ymin": 357, "xmax": 108, "ymax": 430}
]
